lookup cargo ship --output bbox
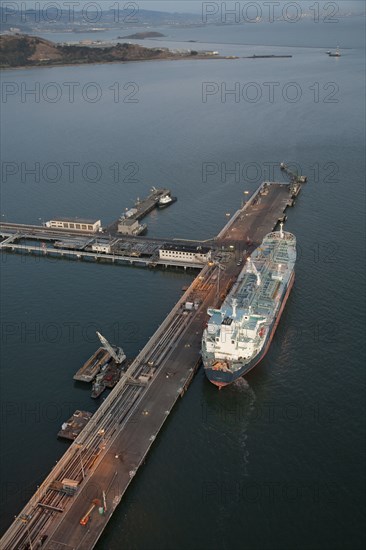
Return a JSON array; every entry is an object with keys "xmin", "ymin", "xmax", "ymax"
[{"xmin": 201, "ymin": 225, "xmax": 296, "ymax": 387}]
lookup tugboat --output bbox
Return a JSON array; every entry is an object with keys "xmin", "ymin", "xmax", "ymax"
[
  {"xmin": 328, "ymin": 46, "xmax": 341, "ymax": 57},
  {"xmin": 158, "ymin": 193, "xmax": 177, "ymax": 209}
]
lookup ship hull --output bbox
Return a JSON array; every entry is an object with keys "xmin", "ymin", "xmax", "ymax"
[
  {"xmin": 203, "ymin": 272, "xmax": 295, "ymax": 387},
  {"xmin": 157, "ymin": 197, "xmax": 177, "ymax": 209}
]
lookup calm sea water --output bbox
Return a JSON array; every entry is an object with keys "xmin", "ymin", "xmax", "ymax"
[{"xmin": 1, "ymin": 18, "xmax": 365, "ymax": 549}]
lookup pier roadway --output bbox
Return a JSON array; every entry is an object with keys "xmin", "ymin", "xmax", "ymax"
[
  {"xmin": 0, "ymin": 222, "xmax": 213, "ymax": 246},
  {"xmin": 0, "ymin": 224, "xmax": 216, "ymax": 268},
  {"xmin": 0, "ymin": 181, "xmax": 299, "ymax": 549},
  {"xmin": 216, "ymin": 183, "xmax": 292, "ymax": 251}
]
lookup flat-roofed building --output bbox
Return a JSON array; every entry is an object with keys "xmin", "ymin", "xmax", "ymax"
[
  {"xmin": 45, "ymin": 218, "xmax": 102, "ymax": 233},
  {"xmin": 92, "ymin": 242, "xmax": 112, "ymax": 254},
  {"xmin": 118, "ymin": 219, "xmax": 146, "ymax": 235},
  {"xmin": 159, "ymin": 244, "xmax": 211, "ymax": 264}
]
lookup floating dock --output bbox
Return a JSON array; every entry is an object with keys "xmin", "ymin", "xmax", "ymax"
[
  {"xmin": 0, "ymin": 179, "xmax": 305, "ymax": 550},
  {"xmin": 57, "ymin": 411, "xmax": 93, "ymax": 441},
  {"xmin": 73, "ymin": 348, "xmax": 111, "ymax": 383}
]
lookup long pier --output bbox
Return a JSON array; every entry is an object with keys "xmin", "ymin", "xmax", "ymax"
[
  {"xmin": 0, "ymin": 227, "xmax": 214, "ymax": 270},
  {"xmin": 0, "ymin": 240, "xmax": 209, "ymax": 269},
  {"xmin": 0, "ymin": 181, "xmax": 302, "ymax": 549}
]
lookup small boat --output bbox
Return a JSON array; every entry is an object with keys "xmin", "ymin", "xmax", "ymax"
[
  {"xmin": 134, "ymin": 223, "xmax": 147, "ymax": 236},
  {"xmin": 158, "ymin": 194, "xmax": 177, "ymax": 209},
  {"xmin": 328, "ymin": 46, "xmax": 341, "ymax": 57}
]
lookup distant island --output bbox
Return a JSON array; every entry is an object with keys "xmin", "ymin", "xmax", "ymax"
[
  {"xmin": 117, "ymin": 32, "xmax": 166, "ymax": 40},
  {"xmin": 0, "ymin": 34, "xmax": 216, "ymax": 69}
]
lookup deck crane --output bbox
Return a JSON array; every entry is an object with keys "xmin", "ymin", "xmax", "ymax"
[
  {"xmin": 247, "ymin": 257, "xmax": 261, "ymax": 286},
  {"xmin": 96, "ymin": 332, "xmax": 126, "ymax": 364}
]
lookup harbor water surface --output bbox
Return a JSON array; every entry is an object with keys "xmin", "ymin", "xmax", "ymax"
[{"xmin": 1, "ymin": 18, "xmax": 365, "ymax": 550}]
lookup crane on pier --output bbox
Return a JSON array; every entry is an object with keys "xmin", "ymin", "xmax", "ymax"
[
  {"xmin": 96, "ymin": 332, "xmax": 126, "ymax": 364},
  {"xmin": 280, "ymin": 162, "xmax": 307, "ymax": 184},
  {"xmin": 280, "ymin": 162, "xmax": 307, "ymax": 198}
]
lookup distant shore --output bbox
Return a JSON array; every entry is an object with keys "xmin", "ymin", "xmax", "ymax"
[
  {"xmin": 0, "ymin": 34, "xmax": 229, "ymax": 69},
  {"xmin": 1, "ymin": 55, "xmax": 232, "ymax": 71}
]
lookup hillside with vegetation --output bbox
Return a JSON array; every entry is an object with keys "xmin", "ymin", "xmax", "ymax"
[{"xmin": 0, "ymin": 34, "xmax": 199, "ymax": 68}]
